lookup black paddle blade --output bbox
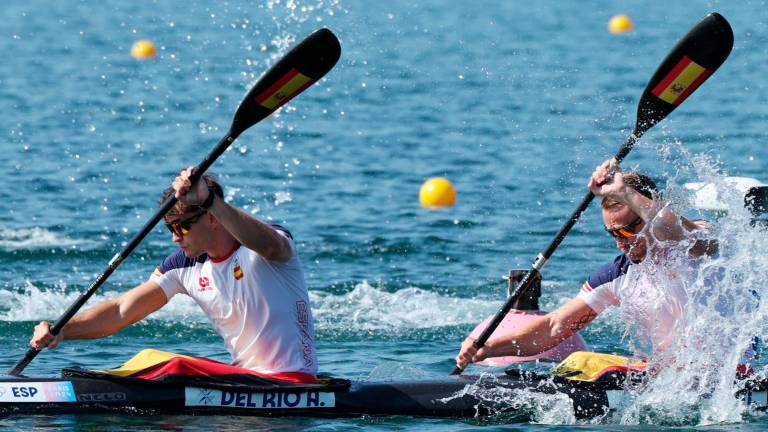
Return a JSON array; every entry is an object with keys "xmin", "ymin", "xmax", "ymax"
[
  {"xmin": 230, "ymin": 28, "xmax": 341, "ymax": 137},
  {"xmin": 635, "ymin": 13, "xmax": 733, "ymax": 135}
]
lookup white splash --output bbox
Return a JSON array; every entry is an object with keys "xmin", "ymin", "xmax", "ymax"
[
  {"xmin": 607, "ymin": 144, "xmax": 768, "ymax": 426},
  {"xmin": 0, "ymin": 281, "xmax": 206, "ymax": 322},
  {"xmin": 442, "ymin": 373, "xmax": 577, "ymax": 423},
  {"xmin": 240, "ymin": 0, "xmax": 346, "ymax": 82},
  {"xmin": 2, "ymin": 278, "xmax": 499, "ymax": 331},
  {"xmin": 273, "ymin": 191, "xmax": 293, "ymax": 205},
  {"xmin": 0, "ymin": 227, "xmax": 87, "ymax": 250},
  {"xmin": 310, "ymin": 280, "xmax": 498, "ymax": 331}
]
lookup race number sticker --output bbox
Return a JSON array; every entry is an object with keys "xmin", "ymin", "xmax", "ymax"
[
  {"xmin": 185, "ymin": 387, "xmax": 335, "ymax": 409},
  {"xmin": 0, "ymin": 382, "xmax": 76, "ymax": 403}
]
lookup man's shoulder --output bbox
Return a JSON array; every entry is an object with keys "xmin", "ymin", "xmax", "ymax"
[
  {"xmin": 156, "ymin": 249, "xmax": 208, "ymax": 274},
  {"xmin": 587, "ymin": 254, "xmax": 631, "ymax": 288}
]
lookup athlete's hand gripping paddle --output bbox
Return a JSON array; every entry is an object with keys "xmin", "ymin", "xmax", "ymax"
[
  {"xmin": 9, "ymin": 28, "xmax": 341, "ymax": 377},
  {"xmin": 452, "ymin": 13, "xmax": 733, "ymax": 375}
]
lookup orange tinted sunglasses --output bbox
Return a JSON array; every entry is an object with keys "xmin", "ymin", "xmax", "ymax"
[
  {"xmin": 165, "ymin": 211, "xmax": 206, "ymax": 237},
  {"xmin": 605, "ymin": 217, "xmax": 643, "ymax": 239}
]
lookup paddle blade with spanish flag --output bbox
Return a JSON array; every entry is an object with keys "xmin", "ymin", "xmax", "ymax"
[
  {"xmin": 636, "ymin": 13, "xmax": 733, "ymax": 134},
  {"xmin": 230, "ymin": 28, "xmax": 341, "ymax": 137}
]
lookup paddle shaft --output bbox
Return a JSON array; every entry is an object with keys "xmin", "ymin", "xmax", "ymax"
[
  {"xmin": 7, "ymin": 131, "xmax": 239, "ymax": 376},
  {"xmin": 449, "ymin": 131, "xmax": 642, "ymax": 375}
]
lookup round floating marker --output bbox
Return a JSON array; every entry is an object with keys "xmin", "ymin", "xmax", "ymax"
[
  {"xmin": 419, "ymin": 177, "xmax": 456, "ymax": 208},
  {"xmin": 131, "ymin": 39, "xmax": 157, "ymax": 59},
  {"xmin": 608, "ymin": 14, "xmax": 633, "ymax": 34}
]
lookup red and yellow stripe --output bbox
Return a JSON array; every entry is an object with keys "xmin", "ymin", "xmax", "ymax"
[
  {"xmin": 651, "ymin": 56, "xmax": 712, "ymax": 106},
  {"xmin": 255, "ymin": 68, "xmax": 313, "ymax": 110}
]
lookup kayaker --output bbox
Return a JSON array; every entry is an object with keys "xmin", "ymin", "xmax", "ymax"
[
  {"xmin": 30, "ymin": 167, "xmax": 318, "ymax": 382},
  {"xmin": 456, "ymin": 158, "xmax": 727, "ymax": 370}
]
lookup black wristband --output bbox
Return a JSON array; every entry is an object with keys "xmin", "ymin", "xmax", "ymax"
[{"xmin": 199, "ymin": 188, "xmax": 216, "ymax": 210}]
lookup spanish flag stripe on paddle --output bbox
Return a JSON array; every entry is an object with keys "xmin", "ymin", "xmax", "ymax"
[
  {"xmin": 651, "ymin": 56, "xmax": 712, "ymax": 105},
  {"xmin": 255, "ymin": 68, "xmax": 314, "ymax": 110},
  {"xmin": 672, "ymin": 66, "xmax": 712, "ymax": 106}
]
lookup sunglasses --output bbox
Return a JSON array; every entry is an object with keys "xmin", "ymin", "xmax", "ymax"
[
  {"xmin": 165, "ymin": 211, "xmax": 206, "ymax": 237},
  {"xmin": 605, "ymin": 217, "xmax": 643, "ymax": 240}
]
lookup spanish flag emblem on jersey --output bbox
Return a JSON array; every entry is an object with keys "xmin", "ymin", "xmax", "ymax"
[
  {"xmin": 255, "ymin": 68, "xmax": 313, "ymax": 110},
  {"xmin": 233, "ymin": 264, "xmax": 243, "ymax": 281},
  {"xmin": 651, "ymin": 56, "xmax": 712, "ymax": 106}
]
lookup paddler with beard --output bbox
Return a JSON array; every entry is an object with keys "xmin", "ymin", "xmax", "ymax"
[{"xmin": 456, "ymin": 158, "xmax": 738, "ymax": 370}]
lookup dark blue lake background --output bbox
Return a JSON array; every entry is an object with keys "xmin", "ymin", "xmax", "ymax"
[{"xmin": 2, "ymin": 0, "xmax": 768, "ymax": 430}]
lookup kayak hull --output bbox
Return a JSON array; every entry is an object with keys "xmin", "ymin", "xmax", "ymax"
[
  {"xmin": 0, "ymin": 373, "xmax": 608, "ymax": 419},
  {"xmin": 1, "ymin": 373, "xmax": 765, "ymax": 419}
]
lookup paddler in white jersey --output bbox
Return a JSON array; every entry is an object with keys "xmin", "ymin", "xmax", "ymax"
[
  {"xmin": 30, "ymin": 167, "xmax": 318, "ymax": 383},
  {"xmin": 456, "ymin": 158, "xmax": 725, "ymax": 370}
]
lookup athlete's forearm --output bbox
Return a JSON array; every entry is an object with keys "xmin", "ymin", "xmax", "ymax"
[
  {"xmin": 61, "ymin": 300, "xmax": 130, "ymax": 340},
  {"xmin": 484, "ymin": 316, "xmax": 555, "ymax": 357},
  {"xmin": 62, "ymin": 282, "xmax": 167, "ymax": 340},
  {"xmin": 486, "ymin": 316, "xmax": 575, "ymax": 357},
  {"xmin": 207, "ymin": 195, "xmax": 292, "ymax": 262},
  {"xmin": 624, "ymin": 190, "xmax": 717, "ymax": 256},
  {"xmin": 486, "ymin": 301, "xmax": 597, "ymax": 357},
  {"xmin": 621, "ymin": 188, "xmax": 689, "ymax": 241}
]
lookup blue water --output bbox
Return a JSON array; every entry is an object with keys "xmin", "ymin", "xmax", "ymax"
[{"xmin": 2, "ymin": 0, "xmax": 768, "ymax": 429}]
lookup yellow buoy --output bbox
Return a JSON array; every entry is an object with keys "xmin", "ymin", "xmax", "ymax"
[
  {"xmin": 608, "ymin": 14, "xmax": 633, "ymax": 34},
  {"xmin": 419, "ymin": 177, "xmax": 456, "ymax": 208},
  {"xmin": 131, "ymin": 39, "xmax": 157, "ymax": 59}
]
